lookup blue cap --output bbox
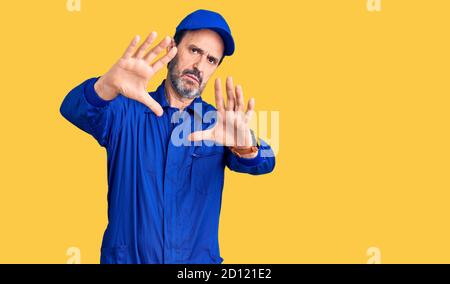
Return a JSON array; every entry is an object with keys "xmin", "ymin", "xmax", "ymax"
[{"xmin": 176, "ymin": 9, "xmax": 235, "ymax": 56}]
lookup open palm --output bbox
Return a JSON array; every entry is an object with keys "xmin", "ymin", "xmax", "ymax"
[
  {"xmin": 189, "ymin": 77, "xmax": 255, "ymax": 148},
  {"xmin": 95, "ymin": 32, "xmax": 177, "ymax": 116}
]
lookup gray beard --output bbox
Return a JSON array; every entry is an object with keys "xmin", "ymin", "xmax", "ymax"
[
  {"xmin": 168, "ymin": 57, "xmax": 203, "ymax": 99},
  {"xmin": 170, "ymin": 76, "xmax": 201, "ymax": 99}
]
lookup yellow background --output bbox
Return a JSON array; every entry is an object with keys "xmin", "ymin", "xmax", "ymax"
[{"xmin": 0, "ymin": 0, "xmax": 449, "ymax": 264}]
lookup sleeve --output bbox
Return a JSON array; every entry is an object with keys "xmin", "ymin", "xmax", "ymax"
[
  {"xmin": 59, "ymin": 77, "xmax": 126, "ymax": 147},
  {"xmin": 225, "ymin": 138, "xmax": 276, "ymax": 175}
]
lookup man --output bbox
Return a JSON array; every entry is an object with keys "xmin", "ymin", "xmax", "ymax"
[{"xmin": 60, "ymin": 9, "xmax": 275, "ymax": 264}]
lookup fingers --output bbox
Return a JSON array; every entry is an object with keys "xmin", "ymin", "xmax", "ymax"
[
  {"xmin": 245, "ymin": 97, "xmax": 255, "ymax": 122},
  {"xmin": 223, "ymin": 77, "xmax": 246, "ymax": 113},
  {"xmin": 225, "ymin": 76, "xmax": 235, "ymax": 111},
  {"xmin": 134, "ymin": 31, "xmax": 157, "ymax": 59},
  {"xmin": 188, "ymin": 129, "xmax": 213, "ymax": 142},
  {"xmin": 144, "ymin": 35, "xmax": 172, "ymax": 63},
  {"xmin": 151, "ymin": 46, "xmax": 177, "ymax": 73},
  {"xmin": 235, "ymin": 84, "xmax": 245, "ymax": 112},
  {"xmin": 214, "ymin": 78, "xmax": 225, "ymax": 112},
  {"xmin": 138, "ymin": 90, "xmax": 164, "ymax": 116},
  {"xmin": 122, "ymin": 35, "xmax": 141, "ymax": 59},
  {"xmin": 123, "ymin": 33, "xmax": 174, "ymax": 68}
]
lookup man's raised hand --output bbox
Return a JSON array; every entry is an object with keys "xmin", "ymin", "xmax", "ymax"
[
  {"xmin": 94, "ymin": 32, "xmax": 177, "ymax": 116},
  {"xmin": 188, "ymin": 77, "xmax": 256, "ymax": 148}
]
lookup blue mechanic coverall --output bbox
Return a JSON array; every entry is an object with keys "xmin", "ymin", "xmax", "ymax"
[{"xmin": 60, "ymin": 77, "xmax": 276, "ymax": 264}]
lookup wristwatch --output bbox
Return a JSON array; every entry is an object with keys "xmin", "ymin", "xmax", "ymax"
[{"xmin": 229, "ymin": 130, "xmax": 260, "ymax": 158}]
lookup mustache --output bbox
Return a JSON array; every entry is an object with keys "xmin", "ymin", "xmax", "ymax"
[{"xmin": 182, "ymin": 69, "xmax": 202, "ymax": 85}]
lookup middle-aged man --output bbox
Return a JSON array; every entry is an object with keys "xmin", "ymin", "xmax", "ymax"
[{"xmin": 60, "ymin": 9, "xmax": 276, "ymax": 264}]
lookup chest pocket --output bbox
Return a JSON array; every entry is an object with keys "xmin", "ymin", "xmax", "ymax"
[{"xmin": 190, "ymin": 145, "xmax": 225, "ymax": 195}]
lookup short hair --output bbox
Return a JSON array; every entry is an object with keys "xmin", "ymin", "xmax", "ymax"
[{"xmin": 173, "ymin": 30, "xmax": 225, "ymax": 65}]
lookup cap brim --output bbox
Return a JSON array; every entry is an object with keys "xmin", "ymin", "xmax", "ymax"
[{"xmin": 209, "ymin": 27, "xmax": 235, "ymax": 56}]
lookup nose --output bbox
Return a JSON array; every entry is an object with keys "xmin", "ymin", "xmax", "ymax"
[{"xmin": 193, "ymin": 55, "xmax": 207, "ymax": 76}]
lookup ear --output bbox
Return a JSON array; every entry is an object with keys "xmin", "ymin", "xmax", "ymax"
[{"xmin": 167, "ymin": 38, "xmax": 175, "ymax": 52}]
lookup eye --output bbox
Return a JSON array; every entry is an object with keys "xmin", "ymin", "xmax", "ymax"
[
  {"xmin": 208, "ymin": 57, "xmax": 217, "ymax": 65},
  {"xmin": 191, "ymin": 48, "xmax": 200, "ymax": 54}
]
